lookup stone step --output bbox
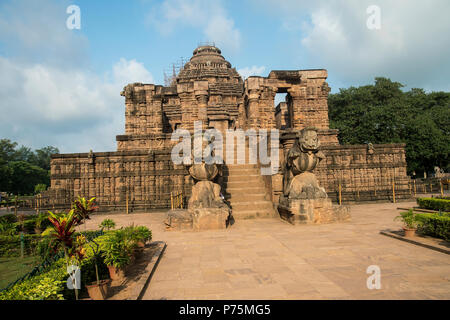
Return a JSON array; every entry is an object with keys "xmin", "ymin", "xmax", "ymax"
[
  {"xmin": 230, "ymin": 200, "xmax": 274, "ymax": 211},
  {"xmin": 231, "ymin": 209, "xmax": 277, "ymax": 219},
  {"xmin": 224, "ymin": 181, "xmax": 266, "ymax": 188},
  {"xmin": 223, "ymin": 166, "xmax": 259, "ymax": 171},
  {"xmin": 225, "ymin": 187, "xmax": 266, "ymax": 193},
  {"xmin": 224, "ymin": 164, "xmax": 258, "ymax": 169},
  {"xmin": 223, "ymin": 175, "xmax": 262, "ymax": 182},
  {"xmin": 222, "ymin": 170, "xmax": 260, "ymax": 177},
  {"xmin": 225, "ymin": 193, "xmax": 267, "ymax": 201}
]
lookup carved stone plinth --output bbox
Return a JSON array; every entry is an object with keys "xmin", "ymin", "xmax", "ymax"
[
  {"xmin": 164, "ymin": 207, "xmax": 230, "ymax": 231},
  {"xmin": 278, "ymin": 198, "xmax": 350, "ymax": 225}
]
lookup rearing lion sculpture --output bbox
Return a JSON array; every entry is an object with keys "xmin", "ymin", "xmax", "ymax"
[{"xmin": 282, "ymin": 127, "xmax": 327, "ymax": 201}]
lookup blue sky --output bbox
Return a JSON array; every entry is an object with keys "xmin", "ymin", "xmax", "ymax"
[{"xmin": 0, "ymin": 0, "xmax": 449, "ymax": 153}]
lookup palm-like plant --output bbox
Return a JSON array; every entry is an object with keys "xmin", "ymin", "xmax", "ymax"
[
  {"xmin": 72, "ymin": 196, "xmax": 98, "ymax": 225},
  {"xmin": 47, "ymin": 209, "xmax": 78, "ymax": 252},
  {"xmin": 47, "ymin": 209, "xmax": 83, "ymax": 300}
]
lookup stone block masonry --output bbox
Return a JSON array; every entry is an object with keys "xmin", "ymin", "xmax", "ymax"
[{"xmin": 48, "ymin": 44, "xmax": 411, "ymax": 213}]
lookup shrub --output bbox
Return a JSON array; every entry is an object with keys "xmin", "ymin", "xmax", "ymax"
[
  {"xmin": 134, "ymin": 226, "xmax": 152, "ymax": 243},
  {"xmin": 34, "ymin": 184, "xmax": 47, "ymax": 194},
  {"xmin": 394, "ymin": 209, "xmax": 421, "ymax": 229},
  {"xmin": 0, "ymin": 221, "xmax": 18, "ymax": 236},
  {"xmin": 0, "ymin": 228, "xmax": 109, "ymax": 301},
  {"xmin": 0, "ymin": 214, "xmax": 17, "ymax": 224},
  {"xmin": 0, "ymin": 234, "xmax": 42, "ymax": 257},
  {"xmin": 416, "ymin": 212, "xmax": 450, "ymax": 241},
  {"xmin": 417, "ymin": 198, "xmax": 450, "ymax": 212},
  {"xmin": 35, "ymin": 212, "xmax": 52, "ymax": 232},
  {"xmin": 0, "ymin": 261, "xmax": 67, "ymax": 300},
  {"xmin": 21, "ymin": 218, "xmax": 37, "ymax": 233},
  {"xmin": 99, "ymin": 218, "xmax": 115, "ymax": 231},
  {"xmin": 35, "ymin": 236, "xmax": 60, "ymax": 261},
  {"xmin": 101, "ymin": 231, "xmax": 131, "ymax": 269},
  {"xmin": 0, "ymin": 254, "xmax": 109, "ymax": 300}
]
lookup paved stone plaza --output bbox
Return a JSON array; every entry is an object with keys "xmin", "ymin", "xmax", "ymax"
[{"xmin": 82, "ymin": 201, "xmax": 450, "ymax": 300}]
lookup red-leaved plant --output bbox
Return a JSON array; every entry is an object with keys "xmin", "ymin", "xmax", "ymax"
[
  {"xmin": 47, "ymin": 209, "xmax": 79, "ymax": 253},
  {"xmin": 73, "ymin": 196, "xmax": 98, "ymax": 226}
]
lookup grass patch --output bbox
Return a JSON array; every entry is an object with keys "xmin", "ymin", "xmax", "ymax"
[{"xmin": 0, "ymin": 255, "xmax": 40, "ymax": 290}]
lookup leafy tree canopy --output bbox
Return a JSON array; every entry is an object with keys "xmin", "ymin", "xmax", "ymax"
[
  {"xmin": 328, "ymin": 78, "xmax": 450, "ymax": 176},
  {"xmin": 0, "ymin": 139, "xmax": 59, "ymax": 195}
]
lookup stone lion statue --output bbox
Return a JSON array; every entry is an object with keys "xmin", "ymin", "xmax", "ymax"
[
  {"xmin": 187, "ymin": 162, "xmax": 226, "ymax": 209},
  {"xmin": 282, "ymin": 127, "xmax": 327, "ymax": 201}
]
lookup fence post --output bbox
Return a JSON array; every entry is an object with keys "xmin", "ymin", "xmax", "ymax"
[
  {"xmin": 126, "ymin": 189, "xmax": 129, "ymax": 214},
  {"xmin": 392, "ymin": 180, "xmax": 396, "ymax": 203},
  {"xmin": 338, "ymin": 183, "xmax": 342, "ymax": 206},
  {"xmin": 413, "ymin": 179, "xmax": 416, "ymax": 196},
  {"xmin": 170, "ymin": 192, "xmax": 173, "ymax": 210}
]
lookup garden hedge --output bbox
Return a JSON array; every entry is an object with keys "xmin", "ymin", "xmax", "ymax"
[
  {"xmin": 416, "ymin": 198, "xmax": 450, "ymax": 212},
  {"xmin": 0, "ymin": 226, "xmax": 150, "ymax": 300},
  {"xmin": 416, "ymin": 212, "xmax": 450, "ymax": 241},
  {"xmin": 0, "ymin": 255, "xmax": 109, "ymax": 300},
  {"xmin": 0, "ymin": 234, "xmax": 42, "ymax": 257}
]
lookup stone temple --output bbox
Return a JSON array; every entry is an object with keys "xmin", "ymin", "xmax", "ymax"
[{"xmin": 49, "ymin": 45, "xmax": 411, "ymax": 218}]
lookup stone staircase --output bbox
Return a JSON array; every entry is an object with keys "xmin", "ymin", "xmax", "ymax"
[{"xmin": 222, "ymin": 164, "xmax": 277, "ymax": 219}]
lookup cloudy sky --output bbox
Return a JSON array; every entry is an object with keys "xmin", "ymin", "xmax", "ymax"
[{"xmin": 0, "ymin": 0, "xmax": 449, "ymax": 153}]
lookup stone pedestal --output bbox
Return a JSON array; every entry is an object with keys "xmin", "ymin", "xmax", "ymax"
[
  {"xmin": 278, "ymin": 198, "xmax": 350, "ymax": 225},
  {"xmin": 164, "ymin": 207, "xmax": 230, "ymax": 231}
]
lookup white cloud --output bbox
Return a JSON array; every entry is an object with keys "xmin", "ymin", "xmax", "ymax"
[
  {"xmin": 0, "ymin": 0, "xmax": 155, "ymax": 153},
  {"xmin": 113, "ymin": 58, "xmax": 154, "ymax": 88},
  {"xmin": 0, "ymin": 0, "xmax": 89, "ymax": 68},
  {"xmin": 237, "ymin": 66, "xmax": 266, "ymax": 79},
  {"xmin": 0, "ymin": 57, "xmax": 154, "ymax": 153},
  {"xmin": 148, "ymin": 0, "xmax": 241, "ymax": 52},
  {"xmin": 262, "ymin": 0, "xmax": 450, "ymax": 91}
]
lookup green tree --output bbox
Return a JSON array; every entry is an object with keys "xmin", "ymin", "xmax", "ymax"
[
  {"xmin": 8, "ymin": 161, "xmax": 49, "ymax": 195},
  {"xmin": 0, "ymin": 139, "xmax": 18, "ymax": 162},
  {"xmin": 29, "ymin": 146, "xmax": 59, "ymax": 171},
  {"xmin": 0, "ymin": 140, "xmax": 59, "ymax": 194},
  {"xmin": 328, "ymin": 78, "xmax": 449, "ymax": 175}
]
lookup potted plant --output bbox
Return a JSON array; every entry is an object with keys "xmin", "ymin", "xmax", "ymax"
[
  {"xmin": 85, "ymin": 239, "xmax": 110, "ymax": 300},
  {"xmin": 394, "ymin": 209, "xmax": 421, "ymax": 237},
  {"xmin": 102, "ymin": 231, "xmax": 130, "ymax": 281},
  {"xmin": 135, "ymin": 226, "xmax": 152, "ymax": 248}
]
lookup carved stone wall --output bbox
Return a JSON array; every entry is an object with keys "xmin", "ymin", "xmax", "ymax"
[
  {"xmin": 50, "ymin": 150, "xmax": 192, "ymax": 210},
  {"xmin": 271, "ymin": 132, "xmax": 411, "ymax": 204},
  {"xmin": 48, "ymin": 44, "xmax": 412, "ymax": 209}
]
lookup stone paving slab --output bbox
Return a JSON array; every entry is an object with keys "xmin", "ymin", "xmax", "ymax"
[{"xmin": 81, "ymin": 201, "xmax": 450, "ymax": 300}]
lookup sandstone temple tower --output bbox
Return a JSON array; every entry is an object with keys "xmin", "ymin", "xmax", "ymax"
[{"xmin": 49, "ymin": 45, "xmax": 411, "ymax": 216}]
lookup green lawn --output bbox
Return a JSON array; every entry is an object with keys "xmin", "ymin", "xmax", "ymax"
[{"xmin": 0, "ymin": 256, "xmax": 40, "ymax": 290}]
